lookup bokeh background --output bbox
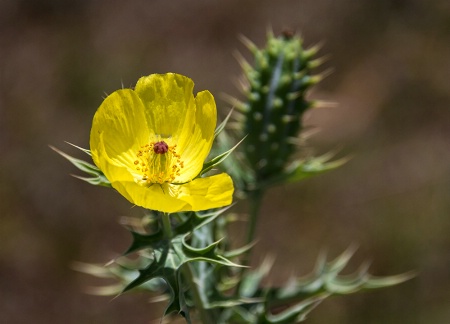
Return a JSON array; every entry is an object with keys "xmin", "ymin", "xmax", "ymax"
[{"xmin": 1, "ymin": 0, "xmax": 449, "ymax": 323}]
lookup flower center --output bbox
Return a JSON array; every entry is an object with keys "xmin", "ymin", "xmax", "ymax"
[
  {"xmin": 153, "ymin": 141, "xmax": 168, "ymax": 154},
  {"xmin": 134, "ymin": 140, "xmax": 184, "ymax": 185}
]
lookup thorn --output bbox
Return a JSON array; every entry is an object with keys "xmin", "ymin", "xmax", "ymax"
[
  {"xmin": 231, "ymin": 76, "xmax": 249, "ymax": 94},
  {"xmin": 263, "ymin": 25, "xmax": 273, "ymax": 38},
  {"xmin": 233, "ymin": 50, "xmax": 252, "ymax": 72},
  {"xmin": 293, "ymin": 70, "xmax": 308, "ymax": 80},
  {"xmin": 64, "ymin": 141, "xmax": 91, "ymax": 155},
  {"xmin": 312, "ymin": 100, "xmax": 339, "ymax": 109},
  {"xmin": 285, "ymin": 136, "xmax": 304, "ymax": 145},
  {"xmin": 219, "ymin": 93, "xmax": 249, "ymax": 113},
  {"xmin": 257, "ymin": 158, "xmax": 268, "ymax": 169},
  {"xmin": 281, "ymin": 114, "xmax": 298, "ymax": 123},
  {"xmin": 253, "ymin": 112, "xmax": 263, "ymax": 121},
  {"xmin": 314, "ymin": 67, "xmax": 335, "ymax": 83},
  {"xmin": 309, "ymin": 54, "xmax": 331, "ymax": 68},
  {"xmin": 268, "ymin": 124, "xmax": 276, "ymax": 133},
  {"xmin": 300, "ymin": 126, "xmax": 321, "ymax": 140},
  {"xmin": 303, "ymin": 41, "xmax": 325, "ymax": 59},
  {"xmin": 238, "ymin": 34, "xmax": 258, "ymax": 53},
  {"xmin": 227, "ymin": 121, "xmax": 244, "ymax": 130},
  {"xmin": 259, "ymin": 133, "xmax": 268, "ymax": 142},
  {"xmin": 287, "ymin": 91, "xmax": 301, "ymax": 101},
  {"xmin": 231, "ymin": 111, "xmax": 246, "ymax": 123}
]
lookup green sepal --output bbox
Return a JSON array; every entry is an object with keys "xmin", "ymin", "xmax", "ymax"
[
  {"xmin": 50, "ymin": 145, "xmax": 111, "ymax": 187},
  {"xmin": 198, "ymin": 137, "xmax": 246, "ymax": 177},
  {"xmin": 65, "ymin": 141, "xmax": 92, "ymax": 156},
  {"xmin": 214, "ymin": 108, "xmax": 234, "ymax": 139},
  {"xmin": 214, "ymin": 130, "xmax": 255, "ymax": 193}
]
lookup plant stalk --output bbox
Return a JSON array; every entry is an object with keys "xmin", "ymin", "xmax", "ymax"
[
  {"xmin": 182, "ymin": 263, "xmax": 216, "ymax": 324},
  {"xmin": 234, "ymin": 189, "xmax": 264, "ymax": 297},
  {"xmin": 243, "ymin": 188, "xmax": 264, "ymax": 266},
  {"xmin": 162, "ymin": 212, "xmax": 214, "ymax": 323},
  {"xmin": 161, "ymin": 212, "xmax": 173, "ymax": 239}
]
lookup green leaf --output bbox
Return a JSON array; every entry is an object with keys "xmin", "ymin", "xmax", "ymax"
[
  {"xmin": 125, "ymin": 229, "xmax": 164, "ymax": 254},
  {"xmin": 218, "ymin": 306, "xmax": 258, "ymax": 324},
  {"xmin": 223, "ymin": 242, "xmax": 256, "ymax": 259},
  {"xmin": 124, "ymin": 207, "xmax": 233, "ymax": 255},
  {"xmin": 285, "ymin": 153, "xmax": 349, "ymax": 183},
  {"xmin": 239, "ymin": 256, "xmax": 274, "ymax": 298},
  {"xmin": 257, "ymin": 152, "xmax": 349, "ymax": 190},
  {"xmin": 271, "ymin": 246, "xmax": 414, "ymax": 303},
  {"xmin": 182, "ymin": 236, "xmax": 244, "ymax": 268},
  {"xmin": 264, "ymin": 294, "xmax": 328, "ymax": 323},
  {"xmin": 121, "ymin": 211, "xmax": 243, "ymax": 321}
]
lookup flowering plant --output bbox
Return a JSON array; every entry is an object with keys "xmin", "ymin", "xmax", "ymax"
[
  {"xmin": 90, "ymin": 73, "xmax": 233, "ymax": 212},
  {"xmin": 54, "ymin": 31, "xmax": 412, "ymax": 323}
]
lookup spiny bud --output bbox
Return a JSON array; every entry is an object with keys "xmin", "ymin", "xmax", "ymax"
[{"xmin": 234, "ymin": 30, "xmax": 323, "ymax": 188}]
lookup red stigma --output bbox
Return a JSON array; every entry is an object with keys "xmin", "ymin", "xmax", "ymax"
[{"xmin": 153, "ymin": 141, "xmax": 169, "ymax": 154}]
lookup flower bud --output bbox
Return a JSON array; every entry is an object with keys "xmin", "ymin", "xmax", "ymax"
[{"xmin": 232, "ymin": 31, "xmax": 323, "ymax": 190}]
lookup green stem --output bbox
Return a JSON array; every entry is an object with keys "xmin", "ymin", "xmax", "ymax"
[
  {"xmin": 182, "ymin": 264, "xmax": 216, "ymax": 323},
  {"xmin": 162, "ymin": 213, "xmax": 213, "ymax": 323},
  {"xmin": 234, "ymin": 189, "xmax": 264, "ymax": 297},
  {"xmin": 243, "ymin": 189, "xmax": 264, "ymax": 267},
  {"xmin": 161, "ymin": 212, "xmax": 173, "ymax": 239}
]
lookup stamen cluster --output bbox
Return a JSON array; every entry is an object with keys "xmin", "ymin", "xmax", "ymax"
[{"xmin": 134, "ymin": 141, "xmax": 184, "ymax": 184}]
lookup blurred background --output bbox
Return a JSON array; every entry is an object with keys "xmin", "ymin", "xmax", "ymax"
[{"xmin": 1, "ymin": 0, "xmax": 449, "ymax": 323}]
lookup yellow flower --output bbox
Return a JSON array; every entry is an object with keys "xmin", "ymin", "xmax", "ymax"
[{"xmin": 90, "ymin": 73, "xmax": 234, "ymax": 213}]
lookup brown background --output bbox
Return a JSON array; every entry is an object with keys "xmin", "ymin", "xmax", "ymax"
[{"xmin": 1, "ymin": 0, "xmax": 449, "ymax": 323}]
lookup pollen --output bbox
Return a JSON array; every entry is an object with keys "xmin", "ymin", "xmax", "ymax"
[{"xmin": 134, "ymin": 140, "xmax": 183, "ymax": 185}]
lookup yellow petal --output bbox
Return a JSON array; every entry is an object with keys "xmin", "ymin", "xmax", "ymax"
[
  {"xmin": 90, "ymin": 89, "xmax": 149, "ymax": 168},
  {"xmin": 93, "ymin": 139, "xmax": 189, "ymax": 212},
  {"xmin": 134, "ymin": 73, "xmax": 196, "ymax": 140},
  {"xmin": 115, "ymin": 181, "xmax": 190, "ymax": 213},
  {"xmin": 175, "ymin": 90, "xmax": 217, "ymax": 182},
  {"xmin": 94, "ymin": 134, "xmax": 233, "ymax": 213},
  {"xmin": 134, "ymin": 73, "xmax": 217, "ymax": 182},
  {"xmin": 175, "ymin": 173, "xmax": 234, "ymax": 211}
]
